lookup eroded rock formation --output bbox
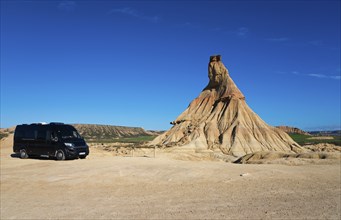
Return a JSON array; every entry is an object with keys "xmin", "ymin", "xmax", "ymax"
[{"xmin": 151, "ymin": 55, "xmax": 303, "ymax": 157}]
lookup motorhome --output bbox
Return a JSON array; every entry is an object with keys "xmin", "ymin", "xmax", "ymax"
[{"xmin": 13, "ymin": 123, "xmax": 89, "ymax": 160}]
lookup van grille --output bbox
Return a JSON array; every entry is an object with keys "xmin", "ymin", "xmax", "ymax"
[{"xmin": 74, "ymin": 142, "xmax": 86, "ymax": 147}]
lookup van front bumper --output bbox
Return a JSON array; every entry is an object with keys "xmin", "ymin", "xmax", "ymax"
[{"xmin": 65, "ymin": 146, "xmax": 89, "ymax": 158}]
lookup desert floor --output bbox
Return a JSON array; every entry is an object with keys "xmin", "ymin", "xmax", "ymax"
[{"xmin": 1, "ymin": 135, "xmax": 340, "ymax": 219}]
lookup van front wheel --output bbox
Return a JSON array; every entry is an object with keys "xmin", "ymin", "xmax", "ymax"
[
  {"xmin": 20, "ymin": 149, "xmax": 28, "ymax": 159},
  {"xmin": 56, "ymin": 150, "xmax": 65, "ymax": 161}
]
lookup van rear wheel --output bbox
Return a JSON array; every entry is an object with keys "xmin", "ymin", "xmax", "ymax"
[
  {"xmin": 20, "ymin": 149, "xmax": 28, "ymax": 159},
  {"xmin": 56, "ymin": 150, "xmax": 65, "ymax": 160}
]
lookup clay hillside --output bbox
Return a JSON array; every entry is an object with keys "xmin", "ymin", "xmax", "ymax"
[
  {"xmin": 0, "ymin": 127, "xmax": 15, "ymax": 140},
  {"xmin": 73, "ymin": 124, "xmax": 160, "ymax": 141},
  {"xmin": 150, "ymin": 55, "xmax": 304, "ymax": 157}
]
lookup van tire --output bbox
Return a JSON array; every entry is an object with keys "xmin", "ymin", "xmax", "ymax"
[
  {"xmin": 56, "ymin": 150, "xmax": 65, "ymax": 161},
  {"xmin": 20, "ymin": 149, "xmax": 28, "ymax": 159},
  {"xmin": 79, "ymin": 156, "xmax": 87, "ymax": 159}
]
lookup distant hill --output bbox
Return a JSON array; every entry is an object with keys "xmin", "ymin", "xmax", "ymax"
[
  {"xmin": 308, "ymin": 130, "xmax": 341, "ymax": 136},
  {"xmin": 276, "ymin": 126, "xmax": 311, "ymax": 136},
  {"xmin": 72, "ymin": 124, "xmax": 162, "ymax": 142}
]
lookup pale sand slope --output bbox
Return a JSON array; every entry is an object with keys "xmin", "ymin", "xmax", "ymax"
[{"xmin": 1, "ymin": 135, "xmax": 340, "ymax": 219}]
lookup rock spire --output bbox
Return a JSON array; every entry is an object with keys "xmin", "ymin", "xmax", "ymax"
[{"xmin": 151, "ymin": 55, "xmax": 303, "ymax": 157}]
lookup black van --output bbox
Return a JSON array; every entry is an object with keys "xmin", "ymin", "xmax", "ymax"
[{"xmin": 13, "ymin": 123, "xmax": 89, "ymax": 160}]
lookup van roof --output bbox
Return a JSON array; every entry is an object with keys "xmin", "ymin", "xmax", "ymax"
[{"xmin": 19, "ymin": 122, "xmax": 65, "ymax": 126}]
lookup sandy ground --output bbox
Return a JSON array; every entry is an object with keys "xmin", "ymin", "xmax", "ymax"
[{"xmin": 1, "ymin": 135, "xmax": 340, "ymax": 219}]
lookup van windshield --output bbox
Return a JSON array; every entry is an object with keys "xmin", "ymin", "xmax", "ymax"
[{"xmin": 58, "ymin": 126, "xmax": 82, "ymax": 139}]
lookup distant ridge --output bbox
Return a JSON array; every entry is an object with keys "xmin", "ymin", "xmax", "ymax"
[
  {"xmin": 276, "ymin": 126, "xmax": 311, "ymax": 136},
  {"xmin": 309, "ymin": 130, "xmax": 341, "ymax": 136},
  {"xmin": 72, "ymin": 124, "xmax": 161, "ymax": 141}
]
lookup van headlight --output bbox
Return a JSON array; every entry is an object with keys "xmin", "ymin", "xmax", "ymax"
[{"xmin": 64, "ymin": 143, "xmax": 75, "ymax": 148}]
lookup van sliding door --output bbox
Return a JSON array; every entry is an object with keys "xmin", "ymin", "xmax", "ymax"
[{"xmin": 34, "ymin": 127, "xmax": 48, "ymax": 156}]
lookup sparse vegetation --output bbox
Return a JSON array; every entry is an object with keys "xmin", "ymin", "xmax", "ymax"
[
  {"xmin": 86, "ymin": 135, "xmax": 156, "ymax": 144},
  {"xmin": 110, "ymin": 136, "xmax": 156, "ymax": 143},
  {"xmin": 289, "ymin": 134, "xmax": 341, "ymax": 146},
  {"xmin": 0, "ymin": 133, "xmax": 9, "ymax": 140},
  {"xmin": 0, "ymin": 128, "xmax": 14, "ymax": 140}
]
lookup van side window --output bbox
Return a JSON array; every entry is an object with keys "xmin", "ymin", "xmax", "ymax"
[
  {"xmin": 37, "ymin": 129, "xmax": 46, "ymax": 141},
  {"xmin": 24, "ymin": 130, "xmax": 35, "ymax": 140}
]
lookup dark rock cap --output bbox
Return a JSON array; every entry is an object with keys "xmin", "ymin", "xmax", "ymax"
[{"xmin": 210, "ymin": 55, "xmax": 221, "ymax": 62}]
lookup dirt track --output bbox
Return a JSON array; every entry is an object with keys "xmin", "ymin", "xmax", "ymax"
[{"xmin": 1, "ymin": 135, "xmax": 340, "ymax": 219}]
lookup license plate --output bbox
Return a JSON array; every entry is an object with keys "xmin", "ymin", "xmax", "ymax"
[{"xmin": 79, "ymin": 152, "xmax": 86, "ymax": 155}]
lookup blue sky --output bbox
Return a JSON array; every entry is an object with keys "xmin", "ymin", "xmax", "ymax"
[{"xmin": 1, "ymin": 0, "xmax": 340, "ymax": 131}]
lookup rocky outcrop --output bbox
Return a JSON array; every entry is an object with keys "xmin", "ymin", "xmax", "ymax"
[
  {"xmin": 276, "ymin": 126, "xmax": 311, "ymax": 136},
  {"xmin": 150, "ymin": 55, "xmax": 303, "ymax": 157}
]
